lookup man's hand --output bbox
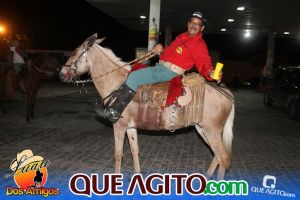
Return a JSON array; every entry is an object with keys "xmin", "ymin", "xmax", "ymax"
[
  {"xmin": 153, "ymin": 44, "xmax": 164, "ymax": 55},
  {"xmin": 217, "ymin": 71, "xmax": 223, "ymax": 83},
  {"xmin": 209, "ymin": 70, "xmax": 223, "ymax": 83}
]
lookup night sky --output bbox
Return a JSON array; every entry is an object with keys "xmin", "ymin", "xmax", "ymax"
[
  {"xmin": 0, "ymin": 0, "xmax": 299, "ymax": 64},
  {"xmin": 0, "ymin": 0, "xmax": 147, "ymax": 60}
]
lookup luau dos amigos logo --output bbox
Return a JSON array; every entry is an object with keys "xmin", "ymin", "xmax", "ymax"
[{"xmin": 6, "ymin": 149, "xmax": 59, "ymax": 197}]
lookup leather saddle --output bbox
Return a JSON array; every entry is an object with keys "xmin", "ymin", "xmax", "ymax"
[
  {"xmin": 133, "ymin": 73, "xmax": 205, "ymax": 108},
  {"xmin": 133, "ymin": 82, "xmax": 169, "ymax": 108}
]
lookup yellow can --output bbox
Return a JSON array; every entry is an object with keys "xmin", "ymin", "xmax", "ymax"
[{"xmin": 213, "ymin": 62, "xmax": 224, "ymax": 80}]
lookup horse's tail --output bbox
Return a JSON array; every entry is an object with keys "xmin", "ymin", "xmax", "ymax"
[{"xmin": 223, "ymin": 104, "xmax": 235, "ymax": 154}]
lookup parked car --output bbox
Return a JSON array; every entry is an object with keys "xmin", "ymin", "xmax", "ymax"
[{"xmin": 264, "ymin": 66, "xmax": 300, "ymax": 120}]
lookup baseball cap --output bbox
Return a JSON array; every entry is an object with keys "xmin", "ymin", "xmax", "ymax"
[{"xmin": 191, "ymin": 11, "xmax": 203, "ymax": 20}]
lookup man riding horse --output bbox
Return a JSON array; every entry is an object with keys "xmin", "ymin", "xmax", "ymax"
[
  {"xmin": 96, "ymin": 11, "xmax": 221, "ymax": 123},
  {"xmin": 9, "ymin": 39, "xmax": 29, "ymax": 80}
]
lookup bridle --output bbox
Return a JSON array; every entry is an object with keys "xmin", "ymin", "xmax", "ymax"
[
  {"xmin": 61, "ymin": 45, "xmax": 126, "ymax": 105},
  {"xmin": 62, "ymin": 46, "xmax": 91, "ymax": 83},
  {"xmin": 62, "ymin": 45, "xmax": 127, "ymax": 84}
]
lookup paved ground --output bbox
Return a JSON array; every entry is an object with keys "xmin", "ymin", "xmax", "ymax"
[{"xmin": 1, "ymin": 80, "xmax": 299, "ymax": 199}]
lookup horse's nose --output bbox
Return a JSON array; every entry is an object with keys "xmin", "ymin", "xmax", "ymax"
[{"xmin": 59, "ymin": 71, "xmax": 68, "ymax": 82}]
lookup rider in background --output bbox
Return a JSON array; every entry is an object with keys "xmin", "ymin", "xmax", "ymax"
[
  {"xmin": 9, "ymin": 37, "xmax": 29, "ymax": 79},
  {"xmin": 96, "ymin": 11, "xmax": 221, "ymax": 123}
]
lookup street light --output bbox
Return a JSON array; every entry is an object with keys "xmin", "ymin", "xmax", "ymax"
[
  {"xmin": 0, "ymin": 23, "xmax": 10, "ymax": 43},
  {"xmin": 0, "ymin": 25, "xmax": 5, "ymax": 34}
]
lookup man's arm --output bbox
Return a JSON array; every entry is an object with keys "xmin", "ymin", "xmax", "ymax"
[{"xmin": 191, "ymin": 42, "xmax": 214, "ymax": 81}]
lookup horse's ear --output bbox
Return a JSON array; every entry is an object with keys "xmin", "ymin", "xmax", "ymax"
[
  {"xmin": 95, "ymin": 37, "xmax": 105, "ymax": 44},
  {"xmin": 83, "ymin": 33, "xmax": 98, "ymax": 48}
]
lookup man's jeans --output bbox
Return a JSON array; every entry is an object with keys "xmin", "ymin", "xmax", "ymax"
[{"xmin": 126, "ymin": 63, "xmax": 179, "ymax": 91}]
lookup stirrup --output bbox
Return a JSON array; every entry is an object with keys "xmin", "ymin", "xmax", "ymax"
[
  {"xmin": 108, "ymin": 115, "xmax": 122, "ymax": 123},
  {"xmin": 95, "ymin": 106, "xmax": 122, "ymax": 123},
  {"xmin": 107, "ymin": 108, "xmax": 122, "ymax": 123}
]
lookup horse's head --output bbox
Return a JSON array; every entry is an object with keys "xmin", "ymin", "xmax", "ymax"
[{"xmin": 59, "ymin": 33, "xmax": 104, "ymax": 82}]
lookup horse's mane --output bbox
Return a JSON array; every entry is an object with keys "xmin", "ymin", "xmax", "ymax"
[{"xmin": 96, "ymin": 45, "xmax": 131, "ymax": 71}]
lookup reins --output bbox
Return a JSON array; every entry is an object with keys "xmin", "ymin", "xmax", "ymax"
[
  {"xmin": 69, "ymin": 48, "xmax": 158, "ymax": 84},
  {"xmin": 28, "ymin": 60, "xmax": 57, "ymax": 77}
]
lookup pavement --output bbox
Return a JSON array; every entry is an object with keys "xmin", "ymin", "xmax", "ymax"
[{"xmin": 0, "ymin": 79, "xmax": 299, "ymax": 199}]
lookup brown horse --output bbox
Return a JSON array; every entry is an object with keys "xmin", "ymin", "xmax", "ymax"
[
  {"xmin": 0, "ymin": 55, "xmax": 56, "ymax": 122},
  {"xmin": 59, "ymin": 34, "xmax": 235, "ymax": 180}
]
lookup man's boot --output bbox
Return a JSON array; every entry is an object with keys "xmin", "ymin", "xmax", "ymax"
[{"xmin": 95, "ymin": 84, "xmax": 136, "ymax": 123}]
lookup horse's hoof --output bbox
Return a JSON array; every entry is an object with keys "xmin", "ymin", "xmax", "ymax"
[{"xmin": 205, "ymin": 173, "xmax": 213, "ymax": 180}]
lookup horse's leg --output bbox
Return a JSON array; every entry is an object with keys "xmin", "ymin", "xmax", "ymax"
[
  {"xmin": 1, "ymin": 71, "xmax": 16, "ymax": 115},
  {"xmin": 113, "ymin": 123, "xmax": 127, "ymax": 173},
  {"xmin": 217, "ymin": 165, "xmax": 226, "ymax": 180},
  {"xmin": 126, "ymin": 128, "xmax": 140, "ymax": 173},
  {"xmin": 196, "ymin": 124, "xmax": 229, "ymax": 180},
  {"xmin": 206, "ymin": 157, "xmax": 219, "ymax": 179},
  {"xmin": 30, "ymin": 76, "xmax": 41, "ymax": 119},
  {"xmin": 208, "ymin": 133, "xmax": 228, "ymax": 180},
  {"xmin": 30, "ymin": 91, "xmax": 38, "ymax": 118},
  {"xmin": 209, "ymin": 133, "xmax": 229, "ymax": 180},
  {"xmin": 195, "ymin": 125, "xmax": 219, "ymax": 179},
  {"xmin": 26, "ymin": 91, "xmax": 33, "ymax": 122}
]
